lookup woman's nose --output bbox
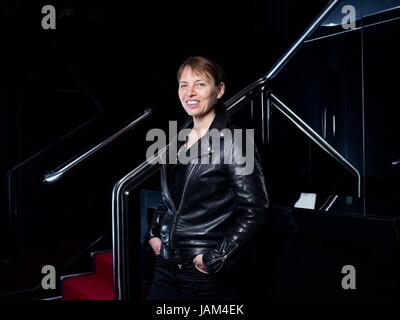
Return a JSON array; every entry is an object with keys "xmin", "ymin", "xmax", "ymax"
[{"xmin": 187, "ymin": 85, "xmax": 196, "ymax": 96}]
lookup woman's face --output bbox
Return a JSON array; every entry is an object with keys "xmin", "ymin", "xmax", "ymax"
[{"xmin": 178, "ymin": 66, "xmax": 225, "ymax": 118}]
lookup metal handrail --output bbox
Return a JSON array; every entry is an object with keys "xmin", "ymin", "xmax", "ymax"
[
  {"xmin": 270, "ymin": 93, "xmax": 361, "ymax": 197},
  {"xmin": 319, "ymin": 195, "xmax": 339, "ymax": 212},
  {"xmin": 111, "ymin": 88, "xmax": 262, "ymax": 299},
  {"xmin": 44, "ymin": 108, "xmax": 152, "ymax": 183},
  {"xmin": 266, "ymin": 0, "xmax": 340, "ymax": 80},
  {"xmin": 112, "ymin": 0, "xmax": 345, "ymax": 300},
  {"xmin": 221, "ymin": 0, "xmax": 340, "ymax": 104},
  {"xmin": 112, "ymin": 154, "xmax": 160, "ymax": 300},
  {"xmin": 224, "ymin": 77, "xmax": 269, "ymax": 112},
  {"xmin": 112, "ymin": 89, "xmax": 363, "ymax": 299}
]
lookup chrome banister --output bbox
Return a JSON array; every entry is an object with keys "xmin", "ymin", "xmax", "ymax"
[
  {"xmin": 44, "ymin": 108, "xmax": 152, "ymax": 183},
  {"xmin": 224, "ymin": 0, "xmax": 340, "ymax": 106},
  {"xmin": 319, "ymin": 195, "xmax": 339, "ymax": 212},
  {"xmin": 113, "ymin": 90, "xmax": 364, "ymax": 299},
  {"xmin": 225, "ymin": 77, "xmax": 268, "ymax": 111},
  {"xmin": 112, "ymin": 0, "xmax": 346, "ymax": 300},
  {"xmin": 266, "ymin": 0, "xmax": 340, "ymax": 80},
  {"xmin": 112, "ymin": 152, "xmax": 162, "ymax": 300},
  {"xmin": 270, "ymin": 93, "xmax": 361, "ymax": 197},
  {"xmin": 111, "ymin": 90, "xmax": 269, "ymax": 299}
]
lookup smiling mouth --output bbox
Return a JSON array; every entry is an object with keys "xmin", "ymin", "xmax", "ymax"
[{"xmin": 186, "ymin": 100, "xmax": 200, "ymax": 108}]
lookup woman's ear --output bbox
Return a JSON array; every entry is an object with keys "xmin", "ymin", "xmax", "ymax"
[{"xmin": 217, "ymin": 82, "xmax": 225, "ymax": 99}]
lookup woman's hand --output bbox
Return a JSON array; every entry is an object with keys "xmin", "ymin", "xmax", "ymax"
[
  {"xmin": 148, "ymin": 237, "xmax": 162, "ymax": 256},
  {"xmin": 193, "ymin": 254, "xmax": 209, "ymax": 274}
]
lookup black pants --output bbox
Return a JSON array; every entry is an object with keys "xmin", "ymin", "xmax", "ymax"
[{"xmin": 147, "ymin": 255, "xmax": 241, "ymax": 300}]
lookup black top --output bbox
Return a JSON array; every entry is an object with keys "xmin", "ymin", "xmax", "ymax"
[
  {"xmin": 169, "ymin": 140, "xmax": 200, "ymax": 209},
  {"xmin": 168, "ymin": 105, "xmax": 227, "ymax": 210},
  {"xmin": 169, "ymin": 162, "xmax": 186, "ymax": 209}
]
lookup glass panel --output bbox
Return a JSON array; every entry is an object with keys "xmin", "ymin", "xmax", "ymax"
[
  {"xmin": 117, "ymin": 167, "xmax": 162, "ymax": 300},
  {"xmin": 4, "ymin": 113, "xmax": 155, "ymax": 295},
  {"xmin": 267, "ymin": 107, "xmax": 362, "ymax": 213},
  {"xmin": 308, "ymin": 0, "xmax": 362, "ymax": 41},
  {"xmin": 8, "ymin": 151, "xmax": 112, "ymax": 292},
  {"xmin": 362, "ymin": 0, "xmax": 400, "ymax": 27},
  {"xmin": 271, "ymin": 29, "xmax": 363, "ymax": 214},
  {"xmin": 0, "ymin": 28, "xmax": 102, "ymax": 275},
  {"xmin": 363, "ymin": 0, "xmax": 400, "ymax": 17},
  {"xmin": 363, "ymin": 18, "xmax": 400, "ymax": 217}
]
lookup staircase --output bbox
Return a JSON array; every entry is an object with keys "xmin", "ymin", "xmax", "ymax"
[{"xmin": 62, "ymin": 251, "xmax": 114, "ymax": 300}]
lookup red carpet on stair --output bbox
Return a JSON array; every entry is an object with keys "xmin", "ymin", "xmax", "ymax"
[{"xmin": 63, "ymin": 252, "xmax": 114, "ymax": 300}]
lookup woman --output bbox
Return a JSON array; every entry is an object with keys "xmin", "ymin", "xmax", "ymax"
[{"xmin": 146, "ymin": 56, "xmax": 269, "ymax": 300}]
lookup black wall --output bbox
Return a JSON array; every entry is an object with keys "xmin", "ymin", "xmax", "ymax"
[
  {"xmin": 0, "ymin": 0, "xmax": 332, "ymax": 297},
  {"xmin": 0, "ymin": 0, "xmax": 330, "ymax": 250}
]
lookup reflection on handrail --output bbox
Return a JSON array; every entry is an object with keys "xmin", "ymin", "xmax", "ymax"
[
  {"xmin": 270, "ymin": 93, "xmax": 361, "ymax": 197},
  {"xmin": 44, "ymin": 108, "xmax": 152, "ymax": 183},
  {"xmin": 391, "ymin": 158, "xmax": 400, "ymax": 166},
  {"xmin": 112, "ymin": 152, "xmax": 161, "ymax": 300},
  {"xmin": 266, "ymin": 0, "xmax": 340, "ymax": 80},
  {"xmin": 225, "ymin": 77, "xmax": 268, "ymax": 113},
  {"xmin": 319, "ymin": 194, "xmax": 339, "ymax": 212},
  {"xmin": 223, "ymin": 1, "xmax": 340, "ymax": 99}
]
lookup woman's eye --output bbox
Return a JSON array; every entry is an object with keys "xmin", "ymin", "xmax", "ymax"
[
  {"xmin": 180, "ymin": 84, "xmax": 187, "ymax": 88},
  {"xmin": 197, "ymin": 83, "xmax": 206, "ymax": 87}
]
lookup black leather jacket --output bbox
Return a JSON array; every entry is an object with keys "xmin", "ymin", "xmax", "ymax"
[{"xmin": 147, "ymin": 106, "xmax": 269, "ymax": 274}]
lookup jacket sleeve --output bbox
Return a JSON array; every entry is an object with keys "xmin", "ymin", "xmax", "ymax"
[
  {"xmin": 202, "ymin": 131, "xmax": 269, "ymax": 274},
  {"xmin": 144, "ymin": 199, "xmax": 166, "ymax": 242}
]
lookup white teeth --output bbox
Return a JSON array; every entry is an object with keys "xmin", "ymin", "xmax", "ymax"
[{"xmin": 187, "ymin": 100, "xmax": 199, "ymax": 105}]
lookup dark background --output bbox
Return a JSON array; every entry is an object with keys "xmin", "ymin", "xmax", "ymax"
[
  {"xmin": 1, "ymin": 0, "xmax": 400, "ymax": 301},
  {"xmin": 0, "ymin": 0, "xmax": 331, "ymax": 297},
  {"xmin": 0, "ymin": 0, "xmax": 329, "ymax": 253},
  {"xmin": 0, "ymin": 0, "xmax": 329, "ymax": 117}
]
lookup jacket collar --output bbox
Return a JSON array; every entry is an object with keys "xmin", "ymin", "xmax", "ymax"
[
  {"xmin": 161, "ymin": 104, "xmax": 228, "ymax": 211},
  {"xmin": 176, "ymin": 104, "xmax": 229, "ymax": 159},
  {"xmin": 161, "ymin": 103, "xmax": 229, "ymax": 166},
  {"xmin": 181, "ymin": 102, "xmax": 228, "ymax": 132}
]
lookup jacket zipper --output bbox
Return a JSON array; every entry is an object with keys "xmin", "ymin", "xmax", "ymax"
[
  {"xmin": 207, "ymin": 242, "xmax": 239, "ymax": 273},
  {"xmin": 169, "ymin": 211, "xmax": 180, "ymax": 249},
  {"xmin": 168, "ymin": 139, "xmax": 213, "ymax": 249},
  {"xmin": 177, "ymin": 159, "xmax": 200, "ymax": 213},
  {"xmin": 161, "ymin": 164, "xmax": 177, "ymax": 212},
  {"xmin": 169, "ymin": 159, "xmax": 199, "ymax": 249}
]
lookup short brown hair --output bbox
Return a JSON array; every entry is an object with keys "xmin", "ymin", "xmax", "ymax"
[{"xmin": 177, "ymin": 56, "xmax": 225, "ymax": 85}]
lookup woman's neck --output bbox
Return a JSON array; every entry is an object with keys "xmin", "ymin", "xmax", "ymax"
[{"xmin": 192, "ymin": 108, "xmax": 216, "ymax": 133}]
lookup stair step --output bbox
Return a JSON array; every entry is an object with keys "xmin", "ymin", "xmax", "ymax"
[
  {"xmin": 95, "ymin": 252, "xmax": 113, "ymax": 283},
  {"xmin": 61, "ymin": 251, "xmax": 114, "ymax": 300},
  {"xmin": 63, "ymin": 273, "xmax": 114, "ymax": 300}
]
